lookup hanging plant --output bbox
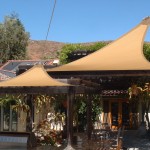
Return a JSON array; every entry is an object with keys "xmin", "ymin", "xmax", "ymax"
[
  {"xmin": 0, "ymin": 94, "xmax": 15, "ymax": 106},
  {"xmin": 11, "ymin": 99, "xmax": 30, "ymax": 113},
  {"xmin": 0, "ymin": 93, "xmax": 30, "ymax": 120},
  {"xmin": 33, "ymin": 94, "xmax": 55, "ymax": 114}
]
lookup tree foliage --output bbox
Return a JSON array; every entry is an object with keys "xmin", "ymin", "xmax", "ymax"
[
  {"xmin": 143, "ymin": 43, "xmax": 150, "ymax": 62},
  {"xmin": 0, "ymin": 14, "xmax": 30, "ymax": 63},
  {"xmin": 128, "ymin": 82, "xmax": 150, "ymax": 130},
  {"xmin": 74, "ymin": 94, "xmax": 102, "ymax": 131},
  {"xmin": 59, "ymin": 42, "xmax": 108, "ymax": 64}
]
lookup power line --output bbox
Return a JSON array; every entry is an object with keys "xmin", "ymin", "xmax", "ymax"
[
  {"xmin": 43, "ymin": 0, "xmax": 57, "ymax": 58},
  {"xmin": 45, "ymin": 0, "xmax": 57, "ymax": 41}
]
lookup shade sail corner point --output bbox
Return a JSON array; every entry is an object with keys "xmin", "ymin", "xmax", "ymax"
[{"xmin": 141, "ymin": 16, "xmax": 150, "ymax": 25}]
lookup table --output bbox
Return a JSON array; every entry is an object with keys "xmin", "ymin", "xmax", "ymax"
[{"xmin": 92, "ymin": 129, "xmax": 110, "ymax": 140}]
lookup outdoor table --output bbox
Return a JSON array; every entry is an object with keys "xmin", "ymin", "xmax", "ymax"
[
  {"xmin": 91, "ymin": 131, "xmax": 112, "ymax": 149},
  {"xmin": 92, "ymin": 129, "xmax": 110, "ymax": 140}
]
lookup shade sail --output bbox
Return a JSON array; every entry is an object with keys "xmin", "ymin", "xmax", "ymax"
[
  {"xmin": 0, "ymin": 65, "xmax": 70, "ymax": 87},
  {"xmin": 47, "ymin": 17, "xmax": 150, "ymax": 72}
]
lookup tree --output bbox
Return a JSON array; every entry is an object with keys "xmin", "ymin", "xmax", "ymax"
[
  {"xmin": 141, "ymin": 83, "xmax": 150, "ymax": 130},
  {"xmin": 143, "ymin": 43, "xmax": 150, "ymax": 62},
  {"xmin": 128, "ymin": 82, "xmax": 150, "ymax": 130},
  {"xmin": 74, "ymin": 94, "xmax": 102, "ymax": 131},
  {"xmin": 128, "ymin": 84, "xmax": 142, "ymax": 129},
  {"xmin": 59, "ymin": 42, "xmax": 108, "ymax": 64},
  {"xmin": 0, "ymin": 14, "xmax": 30, "ymax": 63}
]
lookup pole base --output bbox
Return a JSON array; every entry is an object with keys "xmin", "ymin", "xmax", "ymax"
[{"xmin": 64, "ymin": 144, "xmax": 75, "ymax": 150}]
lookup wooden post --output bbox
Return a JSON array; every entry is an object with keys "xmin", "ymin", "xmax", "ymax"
[
  {"xmin": 26, "ymin": 94, "xmax": 34, "ymax": 132},
  {"xmin": 64, "ymin": 86, "xmax": 75, "ymax": 150},
  {"xmin": 1, "ymin": 105, "xmax": 3, "ymax": 131},
  {"xmin": 87, "ymin": 93, "xmax": 92, "ymax": 140}
]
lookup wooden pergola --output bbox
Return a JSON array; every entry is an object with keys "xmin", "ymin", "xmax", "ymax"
[
  {"xmin": 45, "ymin": 17, "xmax": 150, "ymax": 148},
  {"xmin": 0, "ymin": 65, "xmax": 99, "ymax": 149}
]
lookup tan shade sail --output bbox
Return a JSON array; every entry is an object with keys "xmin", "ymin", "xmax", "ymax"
[
  {"xmin": 0, "ymin": 65, "xmax": 70, "ymax": 87},
  {"xmin": 47, "ymin": 17, "xmax": 150, "ymax": 72}
]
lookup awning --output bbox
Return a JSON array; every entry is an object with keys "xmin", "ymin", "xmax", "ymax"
[
  {"xmin": 47, "ymin": 17, "xmax": 150, "ymax": 72},
  {"xmin": 0, "ymin": 65, "xmax": 70, "ymax": 87}
]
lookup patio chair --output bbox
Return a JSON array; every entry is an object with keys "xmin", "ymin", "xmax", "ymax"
[
  {"xmin": 109, "ymin": 126, "xmax": 126, "ymax": 150},
  {"xmin": 109, "ymin": 127, "xmax": 122, "ymax": 150},
  {"xmin": 93, "ymin": 128, "xmax": 112, "ymax": 150}
]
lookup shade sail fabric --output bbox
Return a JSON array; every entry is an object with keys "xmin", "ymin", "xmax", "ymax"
[
  {"xmin": 47, "ymin": 17, "xmax": 150, "ymax": 72},
  {"xmin": 0, "ymin": 65, "xmax": 70, "ymax": 87}
]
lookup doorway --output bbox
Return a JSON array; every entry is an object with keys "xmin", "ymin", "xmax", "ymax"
[{"xmin": 110, "ymin": 99, "xmax": 130, "ymax": 129}]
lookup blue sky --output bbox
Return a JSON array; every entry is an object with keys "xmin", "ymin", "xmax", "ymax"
[{"xmin": 0, "ymin": 0, "xmax": 150, "ymax": 43}]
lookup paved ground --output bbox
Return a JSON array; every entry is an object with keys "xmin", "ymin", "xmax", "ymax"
[
  {"xmin": 0, "ymin": 130, "xmax": 150, "ymax": 150},
  {"xmin": 123, "ymin": 130, "xmax": 150, "ymax": 150}
]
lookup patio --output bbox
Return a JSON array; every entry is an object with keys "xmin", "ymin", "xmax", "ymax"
[{"xmin": 1, "ymin": 129, "xmax": 149, "ymax": 150}]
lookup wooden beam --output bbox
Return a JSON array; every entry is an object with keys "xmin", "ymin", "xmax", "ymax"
[
  {"xmin": 49, "ymin": 70, "xmax": 150, "ymax": 78},
  {"xmin": 0, "ymin": 87, "xmax": 69, "ymax": 94},
  {"xmin": 0, "ymin": 85, "xmax": 100, "ymax": 94},
  {"xmin": 58, "ymin": 78, "xmax": 100, "ymax": 87}
]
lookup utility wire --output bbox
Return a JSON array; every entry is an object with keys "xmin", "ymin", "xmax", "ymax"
[
  {"xmin": 45, "ymin": 0, "xmax": 57, "ymax": 41},
  {"xmin": 43, "ymin": 0, "xmax": 57, "ymax": 57}
]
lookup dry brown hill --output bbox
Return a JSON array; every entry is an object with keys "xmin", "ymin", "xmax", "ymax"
[
  {"xmin": 26, "ymin": 40, "xmax": 102, "ymax": 60},
  {"xmin": 27, "ymin": 40, "xmax": 65, "ymax": 60}
]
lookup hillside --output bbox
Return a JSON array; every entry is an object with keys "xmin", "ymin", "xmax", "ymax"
[
  {"xmin": 26, "ymin": 40, "xmax": 65, "ymax": 60},
  {"xmin": 26, "ymin": 40, "xmax": 108, "ymax": 60}
]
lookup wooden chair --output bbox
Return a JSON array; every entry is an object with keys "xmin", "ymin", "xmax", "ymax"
[
  {"xmin": 109, "ymin": 126, "xmax": 126, "ymax": 150},
  {"xmin": 109, "ymin": 127, "xmax": 122, "ymax": 150}
]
